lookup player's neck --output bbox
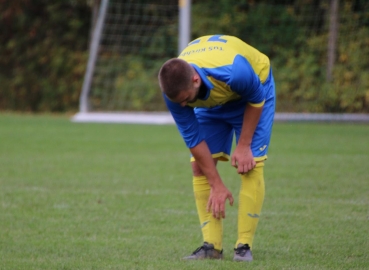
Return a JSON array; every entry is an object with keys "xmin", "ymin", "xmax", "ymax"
[{"xmin": 197, "ymin": 82, "xmax": 207, "ymax": 99}]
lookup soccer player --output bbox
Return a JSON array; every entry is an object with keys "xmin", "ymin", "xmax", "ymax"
[{"xmin": 158, "ymin": 35, "xmax": 275, "ymax": 261}]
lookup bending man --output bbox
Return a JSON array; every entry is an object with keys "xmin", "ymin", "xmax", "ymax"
[{"xmin": 158, "ymin": 35, "xmax": 276, "ymax": 261}]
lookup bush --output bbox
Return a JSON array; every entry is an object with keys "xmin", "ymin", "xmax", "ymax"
[
  {"xmin": 0, "ymin": 0, "xmax": 90, "ymax": 112},
  {"xmin": 0, "ymin": 0, "xmax": 368, "ymax": 113}
]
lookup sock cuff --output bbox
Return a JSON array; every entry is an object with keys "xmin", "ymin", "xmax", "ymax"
[
  {"xmin": 193, "ymin": 175, "xmax": 208, "ymax": 184},
  {"xmin": 255, "ymin": 161, "xmax": 265, "ymax": 168},
  {"xmin": 193, "ymin": 175, "xmax": 210, "ymax": 191}
]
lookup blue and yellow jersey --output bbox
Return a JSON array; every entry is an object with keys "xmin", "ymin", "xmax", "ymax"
[{"xmin": 164, "ymin": 35, "xmax": 273, "ymax": 148}]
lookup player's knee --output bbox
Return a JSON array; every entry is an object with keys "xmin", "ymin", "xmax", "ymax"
[{"xmin": 191, "ymin": 161, "xmax": 203, "ymax": 176}]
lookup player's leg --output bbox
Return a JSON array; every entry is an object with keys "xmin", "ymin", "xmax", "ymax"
[
  {"xmin": 183, "ymin": 108, "xmax": 233, "ymax": 260},
  {"xmin": 185, "ymin": 160, "xmax": 224, "ymax": 260},
  {"xmin": 234, "ymin": 107, "xmax": 273, "ymax": 250},
  {"xmin": 227, "ymin": 72, "xmax": 276, "ymax": 260},
  {"xmin": 234, "ymin": 163, "xmax": 265, "ymax": 261}
]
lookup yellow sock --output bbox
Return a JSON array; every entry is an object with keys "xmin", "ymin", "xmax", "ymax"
[
  {"xmin": 236, "ymin": 164, "xmax": 265, "ymax": 249},
  {"xmin": 193, "ymin": 175, "xmax": 223, "ymax": 250}
]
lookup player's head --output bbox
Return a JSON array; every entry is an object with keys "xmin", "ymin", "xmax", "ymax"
[{"xmin": 158, "ymin": 58, "xmax": 201, "ymax": 106}]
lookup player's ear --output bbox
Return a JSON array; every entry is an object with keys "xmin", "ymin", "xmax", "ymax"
[{"xmin": 192, "ymin": 73, "xmax": 201, "ymax": 87}]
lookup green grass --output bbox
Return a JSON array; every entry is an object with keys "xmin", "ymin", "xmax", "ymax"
[{"xmin": 0, "ymin": 113, "xmax": 368, "ymax": 269}]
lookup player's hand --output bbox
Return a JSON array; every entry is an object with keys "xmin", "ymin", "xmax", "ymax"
[
  {"xmin": 231, "ymin": 145, "xmax": 256, "ymax": 174},
  {"xmin": 207, "ymin": 184, "xmax": 234, "ymax": 219}
]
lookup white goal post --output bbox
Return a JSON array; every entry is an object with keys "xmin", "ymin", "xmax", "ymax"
[
  {"xmin": 72, "ymin": 0, "xmax": 190, "ymax": 124},
  {"xmin": 72, "ymin": 0, "xmax": 369, "ymax": 124}
]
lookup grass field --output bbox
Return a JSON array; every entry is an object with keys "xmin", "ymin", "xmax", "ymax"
[{"xmin": 1, "ymin": 113, "xmax": 368, "ymax": 270}]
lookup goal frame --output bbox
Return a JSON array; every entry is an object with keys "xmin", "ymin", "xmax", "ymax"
[
  {"xmin": 72, "ymin": 0, "xmax": 369, "ymax": 124},
  {"xmin": 74, "ymin": 0, "xmax": 191, "ymax": 121}
]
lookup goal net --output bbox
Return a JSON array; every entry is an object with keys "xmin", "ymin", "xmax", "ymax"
[
  {"xmin": 73, "ymin": 0, "xmax": 180, "ymax": 123},
  {"xmin": 73, "ymin": 0, "xmax": 369, "ymax": 124}
]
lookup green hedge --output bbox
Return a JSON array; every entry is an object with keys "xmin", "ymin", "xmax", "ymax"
[
  {"xmin": 0, "ymin": 0, "xmax": 90, "ymax": 112},
  {"xmin": 0, "ymin": 0, "xmax": 368, "ymax": 112},
  {"xmin": 190, "ymin": 0, "xmax": 369, "ymax": 112}
]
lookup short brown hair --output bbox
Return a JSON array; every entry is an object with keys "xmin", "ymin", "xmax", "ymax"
[{"xmin": 158, "ymin": 58, "xmax": 194, "ymax": 99}]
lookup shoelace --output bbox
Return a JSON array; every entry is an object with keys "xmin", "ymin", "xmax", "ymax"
[
  {"xmin": 234, "ymin": 244, "xmax": 250, "ymax": 254},
  {"xmin": 193, "ymin": 242, "xmax": 217, "ymax": 254},
  {"xmin": 191, "ymin": 244, "xmax": 224, "ymax": 257},
  {"xmin": 191, "ymin": 246, "xmax": 203, "ymax": 255}
]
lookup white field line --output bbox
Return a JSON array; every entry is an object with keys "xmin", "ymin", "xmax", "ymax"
[{"xmin": 71, "ymin": 112, "xmax": 369, "ymax": 124}]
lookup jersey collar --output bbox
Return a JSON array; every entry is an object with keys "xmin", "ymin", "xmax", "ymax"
[{"xmin": 190, "ymin": 64, "xmax": 212, "ymax": 100}]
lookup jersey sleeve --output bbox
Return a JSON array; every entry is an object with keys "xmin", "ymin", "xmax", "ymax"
[
  {"xmin": 163, "ymin": 94, "xmax": 204, "ymax": 148},
  {"xmin": 229, "ymin": 54, "xmax": 266, "ymax": 106}
]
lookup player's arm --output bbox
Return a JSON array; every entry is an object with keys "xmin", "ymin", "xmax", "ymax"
[
  {"xmin": 232, "ymin": 103, "xmax": 263, "ymax": 174},
  {"xmin": 163, "ymin": 94, "xmax": 234, "ymax": 219},
  {"xmin": 229, "ymin": 55, "xmax": 266, "ymax": 173},
  {"xmin": 190, "ymin": 141, "xmax": 234, "ymax": 219}
]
